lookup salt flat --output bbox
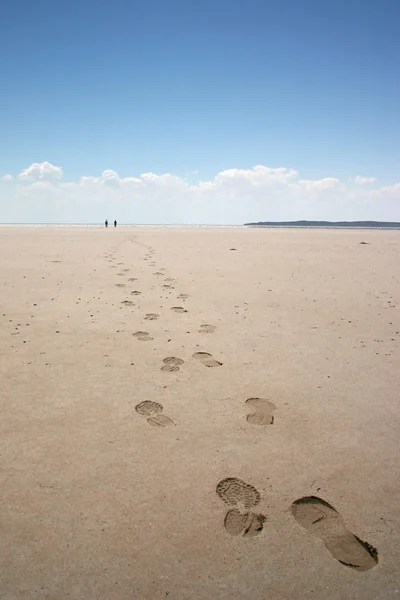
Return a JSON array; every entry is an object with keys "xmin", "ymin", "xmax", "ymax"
[{"xmin": 0, "ymin": 226, "xmax": 399, "ymax": 600}]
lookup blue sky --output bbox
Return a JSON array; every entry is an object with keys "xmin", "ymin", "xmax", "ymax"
[{"xmin": 1, "ymin": 0, "xmax": 400, "ymax": 223}]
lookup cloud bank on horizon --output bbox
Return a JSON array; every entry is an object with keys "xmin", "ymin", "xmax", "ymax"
[{"xmin": 1, "ymin": 161, "xmax": 399, "ymax": 224}]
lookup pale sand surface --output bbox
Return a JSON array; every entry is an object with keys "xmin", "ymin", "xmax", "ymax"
[{"xmin": 0, "ymin": 226, "xmax": 399, "ymax": 599}]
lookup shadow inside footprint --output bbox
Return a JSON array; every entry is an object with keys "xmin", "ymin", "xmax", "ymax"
[
  {"xmin": 171, "ymin": 306, "xmax": 187, "ymax": 313},
  {"xmin": 193, "ymin": 352, "xmax": 222, "ymax": 367},
  {"xmin": 291, "ymin": 496, "xmax": 378, "ymax": 571},
  {"xmin": 144, "ymin": 313, "xmax": 159, "ymax": 320},
  {"xmin": 245, "ymin": 397, "xmax": 276, "ymax": 426}
]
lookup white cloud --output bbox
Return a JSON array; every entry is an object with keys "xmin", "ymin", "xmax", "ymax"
[
  {"xmin": 299, "ymin": 177, "xmax": 341, "ymax": 191},
  {"xmin": 354, "ymin": 175, "xmax": 377, "ymax": 185},
  {"xmin": 101, "ymin": 169, "xmax": 121, "ymax": 187},
  {"xmin": 79, "ymin": 176, "xmax": 100, "ymax": 186},
  {"xmin": 19, "ymin": 161, "xmax": 63, "ymax": 182},
  {"xmin": 369, "ymin": 182, "xmax": 400, "ymax": 200},
  {"xmin": 2, "ymin": 174, "xmax": 13, "ymax": 181},
  {"xmin": 2, "ymin": 162, "xmax": 400, "ymax": 224}
]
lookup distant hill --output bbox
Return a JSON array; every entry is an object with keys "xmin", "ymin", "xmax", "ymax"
[{"xmin": 244, "ymin": 220, "xmax": 400, "ymax": 228}]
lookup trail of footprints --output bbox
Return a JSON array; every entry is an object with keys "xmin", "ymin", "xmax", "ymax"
[
  {"xmin": 215, "ymin": 478, "xmax": 378, "ymax": 570},
  {"xmin": 107, "ymin": 243, "xmax": 379, "ymax": 573}
]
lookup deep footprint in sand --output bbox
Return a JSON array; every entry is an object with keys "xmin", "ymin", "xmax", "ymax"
[
  {"xmin": 135, "ymin": 401, "xmax": 174, "ymax": 427},
  {"xmin": 161, "ymin": 357, "xmax": 184, "ymax": 372},
  {"xmin": 216, "ymin": 478, "xmax": 266, "ymax": 537},
  {"xmin": 128, "ymin": 278, "xmax": 138, "ymax": 282},
  {"xmin": 217, "ymin": 477, "xmax": 260, "ymax": 509},
  {"xmin": 245, "ymin": 397, "xmax": 276, "ymax": 426},
  {"xmin": 121, "ymin": 300, "xmax": 135, "ymax": 307},
  {"xmin": 177, "ymin": 293, "xmax": 189, "ymax": 300},
  {"xmin": 224, "ymin": 509, "xmax": 266, "ymax": 537},
  {"xmin": 131, "ymin": 290, "xmax": 142, "ymax": 296},
  {"xmin": 144, "ymin": 313, "xmax": 159, "ymax": 321},
  {"xmin": 199, "ymin": 324, "xmax": 216, "ymax": 334},
  {"xmin": 115, "ymin": 283, "xmax": 126, "ymax": 288},
  {"xmin": 171, "ymin": 306, "xmax": 187, "ymax": 313},
  {"xmin": 291, "ymin": 496, "xmax": 378, "ymax": 571},
  {"xmin": 133, "ymin": 331, "xmax": 153, "ymax": 341},
  {"xmin": 193, "ymin": 352, "xmax": 222, "ymax": 367}
]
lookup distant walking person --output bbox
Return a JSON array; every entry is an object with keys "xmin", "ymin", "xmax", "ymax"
[
  {"xmin": 105, "ymin": 219, "xmax": 108, "ymax": 228},
  {"xmin": 114, "ymin": 220, "xmax": 117, "ymax": 227}
]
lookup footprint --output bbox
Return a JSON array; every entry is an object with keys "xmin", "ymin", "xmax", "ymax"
[
  {"xmin": 177, "ymin": 293, "xmax": 189, "ymax": 300},
  {"xmin": 164, "ymin": 277, "xmax": 175, "ymax": 282},
  {"xmin": 148, "ymin": 415, "xmax": 175, "ymax": 427},
  {"xmin": 224, "ymin": 509, "xmax": 266, "ymax": 537},
  {"xmin": 131, "ymin": 290, "xmax": 142, "ymax": 295},
  {"xmin": 117, "ymin": 273, "xmax": 125, "ymax": 276},
  {"xmin": 245, "ymin": 397, "xmax": 276, "ymax": 426},
  {"xmin": 161, "ymin": 357, "xmax": 184, "ymax": 372},
  {"xmin": 121, "ymin": 300, "xmax": 135, "ymax": 306},
  {"xmin": 133, "ymin": 331, "xmax": 153, "ymax": 341},
  {"xmin": 291, "ymin": 496, "xmax": 378, "ymax": 571},
  {"xmin": 144, "ymin": 313, "xmax": 159, "ymax": 321},
  {"xmin": 114, "ymin": 283, "xmax": 126, "ymax": 288},
  {"xmin": 193, "ymin": 352, "xmax": 222, "ymax": 368},
  {"xmin": 135, "ymin": 401, "xmax": 174, "ymax": 427},
  {"xmin": 171, "ymin": 306, "xmax": 188, "ymax": 314},
  {"xmin": 135, "ymin": 401, "xmax": 163, "ymax": 415},
  {"xmin": 163, "ymin": 284, "xmax": 174, "ymax": 290},
  {"xmin": 199, "ymin": 324, "xmax": 216, "ymax": 334},
  {"xmin": 154, "ymin": 272, "xmax": 163, "ymax": 276},
  {"xmin": 128, "ymin": 278, "xmax": 138, "ymax": 282},
  {"xmin": 216, "ymin": 478, "xmax": 265, "ymax": 537},
  {"xmin": 217, "ymin": 477, "xmax": 260, "ymax": 509}
]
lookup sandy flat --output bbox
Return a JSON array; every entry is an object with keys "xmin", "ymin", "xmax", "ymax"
[{"xmin": 0, "ymin": 225, "xmax": 399, "ymax": 600}]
